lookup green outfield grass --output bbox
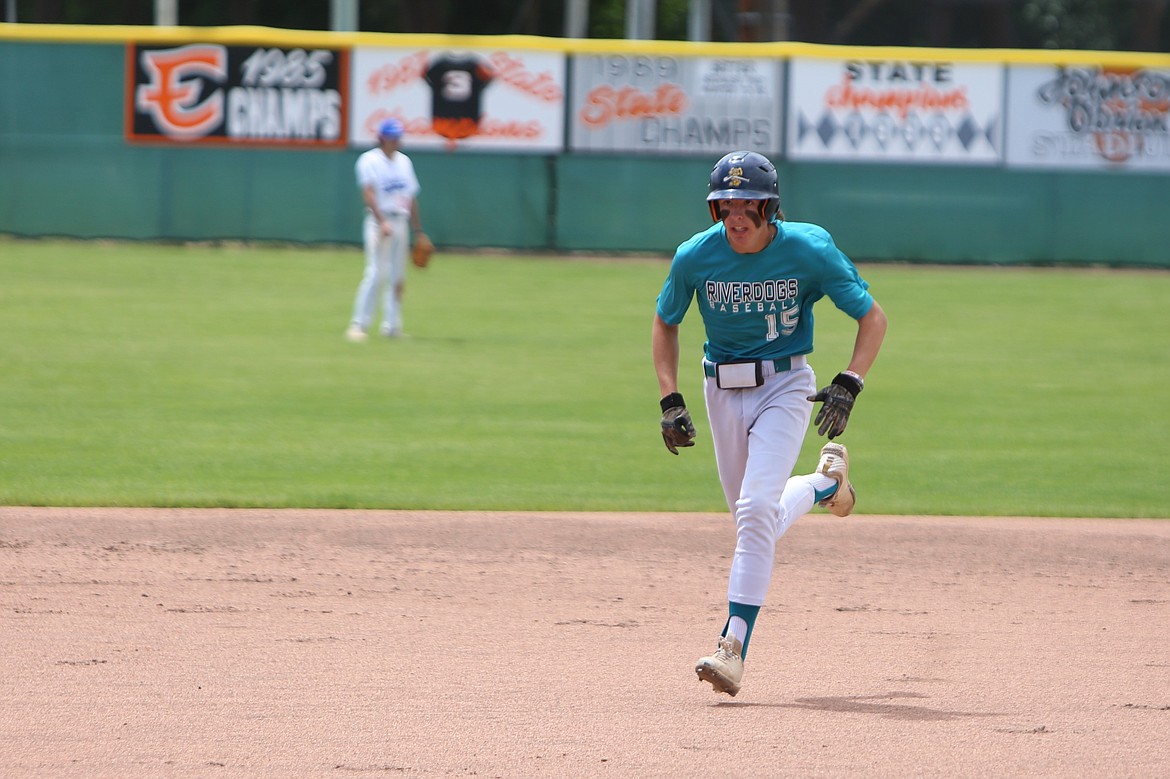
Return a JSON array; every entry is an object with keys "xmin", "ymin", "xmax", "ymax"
[{"xmin": 1, "ymin": 238, "xmax": 1167, "ymax": 517}]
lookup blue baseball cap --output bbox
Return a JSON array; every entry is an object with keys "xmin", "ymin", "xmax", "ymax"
[{"xmin": 377, "ymin": 118, "xmax": 404, "ymax": 139}]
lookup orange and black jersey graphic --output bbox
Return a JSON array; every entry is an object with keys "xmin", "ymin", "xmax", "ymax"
[{"xmin": 424, "ymin": 55, "xmax": 494, "ymax": 140}]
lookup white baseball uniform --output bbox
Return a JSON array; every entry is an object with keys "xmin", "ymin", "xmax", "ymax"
[{"xmin": 350, "ymin": 146, "xmax": 420, "ymax": 335}]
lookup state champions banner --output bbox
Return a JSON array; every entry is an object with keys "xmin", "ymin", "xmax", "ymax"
[
  {"xmin": 786, "ymin": 58, "xmax": 1003, "ymax": 164},
  {"xmin": 1005, "ymin": 65, "xmax": 1170, "ymax": 172},
  {"xmin": 569, "ymin": 55, "xmax": 783, "ymax": 156},
  {"xmin": 350, "ymin": 47, "xmax": 565, "ymax": 152},
  {"xmin": 127, "ymin": 43, "xmax": 347, "ymax": 146}
]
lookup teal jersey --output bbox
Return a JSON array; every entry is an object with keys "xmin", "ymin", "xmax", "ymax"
[{"xmin": 656, "ymin": 220, "xmax": 873, "ymax": 364}]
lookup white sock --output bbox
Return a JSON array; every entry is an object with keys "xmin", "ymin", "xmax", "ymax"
[
  {"xmin": 726, "ymin": 615, "xmax": 748, "ymax": 645},
  {"xmin": 808, "ymin": 473, "xmax": 837, "ymax": 492}
]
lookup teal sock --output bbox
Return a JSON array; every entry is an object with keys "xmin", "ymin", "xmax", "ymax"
[
  {"xmin": 723, "ymin": 602, "xmax": 761, "ymax": 659},
  {"xmin": 814, "ymin": 483, "xmax": 839, "ymax": 503}
]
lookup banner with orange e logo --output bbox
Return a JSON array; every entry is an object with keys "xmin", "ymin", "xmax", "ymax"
[{"xmin": 127, "ymin": 43, "xmax": 348, "ymax": 146}]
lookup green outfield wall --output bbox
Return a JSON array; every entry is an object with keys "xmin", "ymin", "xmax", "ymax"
[{"xmin": 1, "ymin": 27, "xmax": 1168, "ymax": 266}]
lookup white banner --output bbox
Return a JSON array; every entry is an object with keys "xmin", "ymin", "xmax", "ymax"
[
  {"xmin": 787, "ymin": 58, "xmax": 1003, "ymax": 164},
  {"xmin": 1005, "ymin": 65, "xmax": 1170, "ymax": 172},
  {"xmin": 569, "ymin": 55, "xmax": 783, "ymax": 156},
  {"xmin": 350, "ymin": 47, "xmax": 565, "ymax": 152}
]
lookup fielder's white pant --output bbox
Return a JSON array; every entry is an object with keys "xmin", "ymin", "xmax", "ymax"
[
  {"xmin": 351, "ymin": 213, "xmax": 409, "ymax": 332},
  {"xmin": 704, "ymin": 356, "xmax": 819, "ymax": 607}
]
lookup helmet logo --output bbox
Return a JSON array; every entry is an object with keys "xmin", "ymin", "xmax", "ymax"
[{"xmin": 724, "ymin": 166, "xmax": 748, "ymax": 188}]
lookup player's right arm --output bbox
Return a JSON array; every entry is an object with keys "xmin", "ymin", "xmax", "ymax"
[
  {"xmin": 652, "ymin": 314, "xmax": 682, "ymax": 398},
  {"xmin": 653, "ymin": 313, "xmax": 696, "ymax": 455},
  {"xmin": 361, "ymin": 183, "xmax": 392, "ymax": 236},
  {"xmin": 355, "ymin": 154, "xmax": 391, "ymax": 236}
]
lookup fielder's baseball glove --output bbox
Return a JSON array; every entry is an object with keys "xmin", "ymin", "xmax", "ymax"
[{"xmin": 411, "ymin": 232, "xmax": 434, "ymax": 268}]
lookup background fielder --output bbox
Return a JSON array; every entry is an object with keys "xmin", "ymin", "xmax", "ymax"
[
  {"xmin": 346, "ymin": 118, "xmax": 426, "ymax": 342},
  {"xmin": 652, "ymin": 150, "xmax": 888, "ymax": 697}
]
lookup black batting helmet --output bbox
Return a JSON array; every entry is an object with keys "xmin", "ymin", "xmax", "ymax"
[{"xmin": 706, "ymin": 151, "xmax": 780, "ymax": 223}]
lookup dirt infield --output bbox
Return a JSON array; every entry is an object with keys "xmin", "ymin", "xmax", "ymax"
[{"xmin": 1, "ymin": 508, "xmax": 1167, "ymax": 778}]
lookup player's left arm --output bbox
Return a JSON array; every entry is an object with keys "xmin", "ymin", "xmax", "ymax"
[
  {"xmin": 808, "ymin": 299, "xmax": 887, "ymax": 439},
  {"xmin": 410, "ymin": 198, "xmax": 434, "ymax": 268},
  {"xmin": 845, "ymin": 299, "xmax": 887, "ymax": 380},
  {"xmin": 409, "ymin": 197, "xmax": 424, "ymax": 235},
  {"xmin": 405, "ymin": 159, "xmax": 423, "ymax": 234}
]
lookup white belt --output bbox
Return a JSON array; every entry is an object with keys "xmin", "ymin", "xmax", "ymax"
[{"xmin": 704, "ymin": 355, "xmax": 807, "ymax": 388}]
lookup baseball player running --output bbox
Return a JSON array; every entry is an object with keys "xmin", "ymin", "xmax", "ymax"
[
  {"xmin": 346, "ymin": 118, "xmax": 426, "ymax": 341},
  {"xmin": 652, "ymin": 151, "xmax": 888, "ymax": 697}
]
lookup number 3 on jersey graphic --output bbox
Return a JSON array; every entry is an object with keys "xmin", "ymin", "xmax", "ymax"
[{"xmin": 424, "ymin": 53, "xmax": 494, "ymax": 142}]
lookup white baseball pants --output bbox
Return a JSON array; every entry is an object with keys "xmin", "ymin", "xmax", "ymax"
[
  {"xmin": 351, "ymin": 213, "xmax": 409, "ymax": 332},
  {"xmin": 703, "ymin": 357, "xmax": 819, "ymax": 606}
]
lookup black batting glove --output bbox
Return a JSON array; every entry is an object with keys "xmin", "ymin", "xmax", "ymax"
[
  {"xmin": 807, "ymin": 372, "xmax": 864, "ymax": 439},
  {"xmin": 660, "ymin": 392, "xmax": 696, "ymax": 455}
]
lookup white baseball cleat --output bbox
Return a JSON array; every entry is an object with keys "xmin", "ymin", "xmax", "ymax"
[
  {"xmin": 695, "ymin": 635, "xmax": 744, "ymax": 697},
  {"xmin": 817, "ymin": 442, "xmax": 856, "ymax": 517},
  {"xmin": 345, "ymin": 324, "xmax": 368, "ymax": 343}
]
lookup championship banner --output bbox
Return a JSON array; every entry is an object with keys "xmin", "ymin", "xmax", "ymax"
[
  {"xmin": 569, "ymin": 55, "xmax": 783, "ymax": 156},
  {"xmin": 1005, "ymin": 65, "xmax": 1170, "ymax": 172},
  {"xmin": 126, "ymin": 43, "xmax": 347, "ymax": 146},
  {"xmin": 787, "ymin": 58, "xmax": 1003, "ymax": 163},
  {"xmin": 350, "ymin": 47, "xmax": 565, "ymax": 152}
]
